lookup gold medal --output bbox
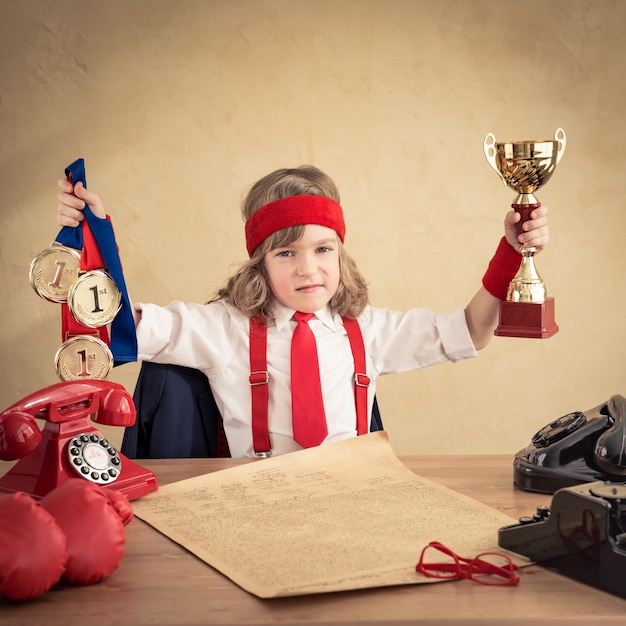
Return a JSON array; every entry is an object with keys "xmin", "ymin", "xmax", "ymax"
[
  {"xmin": 54, "ymin": 335, "xmax": 114, "ymax": 381},
  {"xmin": 29, "ymin": 244, "xmax": 81, "ymax": 303},
  {"xmin": 67, "ymin": 269, "xmax": 122, "ymax": 328}
]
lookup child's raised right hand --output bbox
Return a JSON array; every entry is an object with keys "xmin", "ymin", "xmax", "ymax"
[{"xmin": 57, "ymin": 179, "xmax": 107, "ymax": 226}]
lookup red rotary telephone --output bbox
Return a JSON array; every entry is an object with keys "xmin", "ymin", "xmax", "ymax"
[{"xmin": 0, "ymin": 380, "xmax": 157, "ymax": 501}]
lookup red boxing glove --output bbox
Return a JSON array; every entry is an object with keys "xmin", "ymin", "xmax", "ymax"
[
  {"xmin": 105, "ymin": 488, "xmax": 134, "ymax": 527},
  {"xmin": 0, "ymin": 492, "xmax": 67, "ymax": 601},
  {"xmin": 41, "ymin": 480, "xmax": 131, "ymax": 585}
]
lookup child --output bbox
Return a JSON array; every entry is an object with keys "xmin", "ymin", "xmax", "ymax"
[{"xmin": 56, "ymin": 165, "xmax": 549, "ymax": 458}]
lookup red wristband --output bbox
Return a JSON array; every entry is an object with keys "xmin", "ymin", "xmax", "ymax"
[{"xmin": 482, "ymin": 237, "xmax": 521, "ymax": 300}]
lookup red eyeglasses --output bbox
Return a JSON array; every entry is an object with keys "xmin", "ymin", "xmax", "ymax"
[{"xmin": 416, "ymin": 541, "xmax": 520, "ymax": 586}]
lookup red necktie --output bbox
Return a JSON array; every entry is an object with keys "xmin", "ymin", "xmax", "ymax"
[{"xmin": 290, "ymin": 312, "xmax": 328, "ymax": 448}]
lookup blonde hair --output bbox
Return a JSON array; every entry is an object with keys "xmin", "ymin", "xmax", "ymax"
[{"xmin": 211, "ymin": 166, "xmax": 369, "ymax": 321}]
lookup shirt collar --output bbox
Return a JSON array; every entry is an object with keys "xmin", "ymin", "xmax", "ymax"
[{"xmin": 271, "ymin": 300, "xmax": 341, "ymax": 332}]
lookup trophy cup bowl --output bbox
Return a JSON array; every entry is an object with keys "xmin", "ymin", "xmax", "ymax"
[{"xmin": 483, "ymin": 128, "xmax": 566, "ymax": 338}]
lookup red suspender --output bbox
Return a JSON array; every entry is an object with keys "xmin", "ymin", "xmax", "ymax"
[
  {"xmin": 249, "ymin": 316, "xmax": 271, "ymax": 456},
  {"xmin": 248, "ymin": 315, "xmax": 370, "ymax": 456},
  {"xmin": 341, "ymin": 317, "xmax": 370, "ymax": 438}
]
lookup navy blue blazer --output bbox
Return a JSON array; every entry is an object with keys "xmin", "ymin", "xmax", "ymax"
[{"xmin": 121, "ymin": 361, "xmax": 383, "ymax": 459}]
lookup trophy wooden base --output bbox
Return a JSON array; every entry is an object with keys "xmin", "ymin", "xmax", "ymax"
[{"xmin": 494, "ymin": 297, "xmax": 559, "ymax": 339}]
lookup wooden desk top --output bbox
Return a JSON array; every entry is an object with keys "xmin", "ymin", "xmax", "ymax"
[{"xmin": 2, "ymin": 455, "xmax": 626, "ymax": 625}]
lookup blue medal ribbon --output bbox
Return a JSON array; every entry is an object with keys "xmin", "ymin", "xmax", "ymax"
[{"xmin": 56, "ymin": 158, "xmax": 137, "ymax": 366}]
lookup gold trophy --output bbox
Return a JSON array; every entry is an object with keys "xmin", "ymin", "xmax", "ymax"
[{"xmin": 483, "ymin": 128, "xmax": 566, "ymax": 338}]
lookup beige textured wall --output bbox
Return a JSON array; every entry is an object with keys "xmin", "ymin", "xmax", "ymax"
[{"xmin": 1, "ymin": 0, "xmax": 625, "ymax": 455}]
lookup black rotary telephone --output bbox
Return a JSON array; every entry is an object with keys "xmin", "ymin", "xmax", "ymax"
[{"xmin": 513, "ymin": 395, "xmax": 626, "ymax": 494}]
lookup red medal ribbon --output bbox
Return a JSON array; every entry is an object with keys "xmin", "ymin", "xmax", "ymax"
[{"xmin": 61, "ymin": 197, "xmax": 110, "ymax": 345}]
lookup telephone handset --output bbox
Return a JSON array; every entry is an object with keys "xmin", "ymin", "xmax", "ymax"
[
  {"xmin": 513, "ymin": 394, "xmax": 626, "ymax": 494},
  {"xmin": 0, "ymin": 380, "xmax": 157, "ymax": 501}
]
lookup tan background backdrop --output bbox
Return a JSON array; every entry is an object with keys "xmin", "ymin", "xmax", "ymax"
[{"xmin": 1, "ymin": 0, "xmax": 625, "ymax": 455}]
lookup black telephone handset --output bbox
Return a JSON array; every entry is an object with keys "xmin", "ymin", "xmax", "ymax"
[
  {"xmin": 0, "ymin": 380, "xmax": 157, "ymax": 500},
  {"xmin": 513, "ymin": 395, "xmax": 626, "ymax": 494}
]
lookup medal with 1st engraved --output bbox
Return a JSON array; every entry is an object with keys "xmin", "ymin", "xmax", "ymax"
[
  {"xmin": 29, "ymin": 244, "xmax": 81, "ymax": 303},
  {"xmin": 54, "ymin": 335, "xmax": 113, "ymax": 381},
  {"xmin": 68, "ymin": 269, "xmax": 122, "ymax": 328}
]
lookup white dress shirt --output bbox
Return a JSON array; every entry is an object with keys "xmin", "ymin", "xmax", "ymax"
[{"xmin": 134, "ymin": 299, "xmax": 476, "ymax": 457}]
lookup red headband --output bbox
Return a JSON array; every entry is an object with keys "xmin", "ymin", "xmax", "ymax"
[{"xmin": 244, "ymin": 195, "xmax": 346, "ymax": 256}]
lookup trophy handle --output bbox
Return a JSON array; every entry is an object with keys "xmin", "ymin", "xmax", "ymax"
[
  {"xmin": 554, "ymin": 128, "xmax": 566, "ymax": 164},
  {"xmin": 483, "ymin": 133, "xmax": 499, "ymax": 173}
]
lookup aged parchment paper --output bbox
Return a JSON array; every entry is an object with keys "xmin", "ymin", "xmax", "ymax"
[{"xmin": 133, "ymin": 432, "xmax": 527, "ymax": 597}]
